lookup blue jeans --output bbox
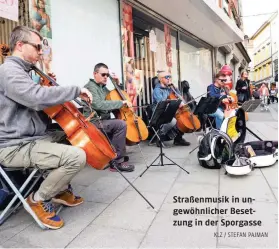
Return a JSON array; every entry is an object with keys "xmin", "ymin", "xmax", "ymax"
[{"xmin": 209, "ymin": 107, "xmax": 224, "ymax": 129}]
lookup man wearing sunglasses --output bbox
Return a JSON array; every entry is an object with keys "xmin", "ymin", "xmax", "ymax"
[
  {"xmin": 152, "ymin": 71, "xmax": 191, "ymax": 146},
  {"xmin": 0, "ymin": 26, "xmax": 93, "ymax": 229},
  {"xmin": 83, "ymin": 63, "xmax": 135, "ymax": 173},
  {"xmin": 207, "ymin": 72, "xmax": 230, "ymax": 129}
]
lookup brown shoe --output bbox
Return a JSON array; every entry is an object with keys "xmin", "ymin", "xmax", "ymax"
[
  {"xmin": 25, "ymin": 193, "xmax": 64, "ymax": 229},
  {"xmin": 52, "ymin": 187, "xmax": 84, "ymax": 207}
]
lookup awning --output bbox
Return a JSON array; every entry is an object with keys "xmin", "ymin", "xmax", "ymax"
[{"xmin": 136, "ymin": 0, "xmax": 245, "ymax": 47}]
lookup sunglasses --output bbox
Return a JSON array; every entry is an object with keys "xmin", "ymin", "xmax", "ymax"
[
  {"xmin": 219, "ymin": 79, "xmax": 227, "ymax": 83},
  {"xmin": 100, "ymin": 73, "xmax": 110, "ymax": 77},
  {"xmin": 164, "ymin": 75, "xmax": 172, "ymax": 80},
  {"xmin": 22, "ymin": 41, "xmax": 42, "ymax": 51}
]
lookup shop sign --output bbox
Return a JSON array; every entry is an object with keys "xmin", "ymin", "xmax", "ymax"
[{"xmin": 0, "ymin": 0, "xmax": 18, "ymax": 22}]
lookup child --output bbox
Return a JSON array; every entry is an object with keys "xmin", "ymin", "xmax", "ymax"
[{"xmin": 259, "ymin": 83, "xmax": 270, "ymax": 111}]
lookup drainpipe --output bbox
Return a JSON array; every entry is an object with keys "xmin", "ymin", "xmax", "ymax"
[
  {"xmin": 212, "ymin": 47, "xmax": 218, "ymax": 80},
  {"xmin": 270, "ymin": 23, "xmax": 273, "ymax": 81}
]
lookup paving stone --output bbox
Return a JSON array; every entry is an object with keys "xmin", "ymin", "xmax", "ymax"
[
  {"xmin": 126, "ymin": 171, "xmax": 178, "ymax": 194},
  {"xmin": 80, "ymin": 176, "xmax": 130, "ymax": 204},
  {"xmin": 140, "ymin": 211, "xmax": 218, "ymax": 248},
  {"xmin": 93, "ymin": 190, "xmax": 165, "ymax": 232},
  {"xmin": 260, "ymin": 163, "xmax": 278, "ymax": 189},
  {"xmin": 217, "ymin": 202, "xmax": 278, "ymax": 248},
  {"xmin": 67, "ymin": 225, "xmax": 145, "ymax": 248},
  {"xmin": 219, "ymin": 174, "xmax": 277, "ymax": 203},
  {"xmin": 4, "ymin": 202, "xmax": 106, "ymax": 248},
  {"xmin": 162, "ymin": 180, "xmax": 219, "ymax": 213},
  {"xmin": 0, "ymin": 208, "xmax": 32, "ymax": 243},
  {"xmin": 0, "ymin": 110, "xmax": 277, "ymax": 248},
  {"xmin": 71, "ymin": 165, "xmax": 108, "ymax": 187},
  {"xmin": 176, "ymin": 164, "xmax": 219, "ymax": 186}
]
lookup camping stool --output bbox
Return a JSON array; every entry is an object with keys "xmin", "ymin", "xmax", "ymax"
[{"xmin": 0, "ymin": 164, "xmax": 63, "ymax": 229}]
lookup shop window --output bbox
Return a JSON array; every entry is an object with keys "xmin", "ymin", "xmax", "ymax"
[
  {"xmin": 266, "ymin": 43, "xmax": 270, "ymax": 59},
  {"xmin": 179, "ymin": 32, "xmax": 212, "ymax": 98},
  {"xmin": 273, "ymin": 42, "xmax": 277, "ymax": 53},
  {"xmin": 121, "ymin": 3, "xmax": 179, "ymax": 112},
  {"xmin": 268, "ymin": 63, "xmax": 272, "ymax": 77},
  {"xmin": 120, "ymin": 1, "xmax": 212, "ymax": 109}
]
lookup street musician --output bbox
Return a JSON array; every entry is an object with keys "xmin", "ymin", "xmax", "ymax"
[
  {"xmin": 83, "ymin": 63, "xmax": 135, "ymax": 172},
  {"xmin": 207, "ymin": 72, "xmax": 234, "ymax": 129},
  {"xmin": 152, "ymin": 71, "xmax": 191, "ymax": 146}
]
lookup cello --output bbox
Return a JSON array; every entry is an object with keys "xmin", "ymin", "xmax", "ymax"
[
  {"xmin": 32, "ymin": 66, "xmax": 117, "ymax": 170},
  {"xmin": 168, "ymin": 84, "xmax": 201, "ymax": 133},
  {"xmin": 106, "ymin": 76, "xmax": 149, "ymax": 145}
]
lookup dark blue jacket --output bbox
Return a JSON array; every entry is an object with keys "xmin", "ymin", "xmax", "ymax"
[
  {"xmin": 207, "ymin": 84, "xmax": 227, "ymax": 99},
  {"xmin": 152, "ymin": 83, "xmax": 181, "ymax": 109}
]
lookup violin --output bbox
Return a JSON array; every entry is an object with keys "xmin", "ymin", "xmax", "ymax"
[
  {"xmin": 168, "ymin": 84, "xmax": 201, "ymax": 133},
  {"xmin": 33, "ymin": 66, "xmax": 117, "ymax": 170},
  {"xmin": 105, "ymin": 76, "xmax": 149, "ymax": 145},
  {"xmin": 222, "ymin": 85, "xmax": 238, "ymax": 118}
]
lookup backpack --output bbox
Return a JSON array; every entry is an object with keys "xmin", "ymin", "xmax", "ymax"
[
  {"xmin": 197, "ymin": 108, "xmax": 246, "ymax": 169},
  {"xmin": 197, "ymin": 129, "xmax": 234, "ymax": 169}
]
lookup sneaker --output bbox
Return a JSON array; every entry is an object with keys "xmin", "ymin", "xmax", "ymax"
[
  {"xmin": 52, "ymin": 186, "xmax": 84, "ymax": 207},
  {"xmin": 173, "ymin": 136, "xmax": 191, "ymax": 146},
  {"xmin": 25, "ymin": 193, "xmax": 64, "ymax": 229},
  {"xmin": 109, "ymin": 160, "xmax": 135, "ymax": 172}
]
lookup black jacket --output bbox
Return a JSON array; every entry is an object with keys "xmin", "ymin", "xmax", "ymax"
[{"xmin": 235, "ymin": 79, "xmax": 250, "ymax": 100}]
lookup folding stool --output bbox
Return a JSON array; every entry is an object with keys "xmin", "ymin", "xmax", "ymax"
[{"xmin": 0, "ymin": 164, "xmax": 47, "ymax": 229}]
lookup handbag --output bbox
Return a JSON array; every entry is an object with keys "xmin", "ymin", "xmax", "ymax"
[{"xmin": 237, "ymin": 93, "xmax": 245, "ymax": 103}]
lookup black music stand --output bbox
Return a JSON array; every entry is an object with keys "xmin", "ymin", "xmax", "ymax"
[
  {"xmin": 140, "ymin": 100, "xmax": 190, "ymax": 177},
  {"xmin": 193, "ymin": 96, "xmax": 220, "ymax": 131}
]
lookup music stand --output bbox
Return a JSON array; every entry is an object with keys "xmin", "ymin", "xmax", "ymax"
[
  {"xmin": 193, "ymin": 96, "xmax": 220, "ymax": 132},
  {"xmin": 140, "ymin": 100, "xmax": 190, "ymax": 177}
]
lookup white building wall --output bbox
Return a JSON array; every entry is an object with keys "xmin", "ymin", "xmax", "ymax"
[{"xmin": 50, "ymin": 0, "xmax": 122, "ymax": 89}]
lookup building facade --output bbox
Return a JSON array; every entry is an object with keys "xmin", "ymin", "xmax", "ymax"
[
  {"xmin": 250, "ymin": 12, "xmax": 278, "ymax": 87},
  {"xmin": 1, "ymin": 0, "xmax": 246, "ymax": 109},
  {"xmin": 215, "ymin": 0, "xmax": 251, "ymax": 88}
]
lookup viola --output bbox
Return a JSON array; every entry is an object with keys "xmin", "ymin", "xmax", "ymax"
[
  {"xmin": 168, "ymin": 84, "xmax": 201, "ymax": 133},
  {"xmin": 105, "ymin": 76, "xmax": 149, "ymax": 145},
  {"xmin": 33, "ymin": 66, "xmax": 117, "ymax": 170}
]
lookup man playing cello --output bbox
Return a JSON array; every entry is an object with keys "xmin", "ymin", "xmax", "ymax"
[
  {"xmin": 83, "ymin": 63, "xmax": 135, "ymax": 172},
  {"xmin": 152, "ymin": 71, "xmax": 191, "ymax": 146},
  {"xmin": 0, "ymin": 26, "xmax": 93, "ymax": 229}
]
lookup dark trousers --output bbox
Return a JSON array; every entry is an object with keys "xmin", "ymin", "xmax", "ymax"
[
  {"xmin": 270, "ymin": 96, "xmax": 278, "ymax": 103},
  {"xmin": 92, "ymin": 119, "xmax": 127, "ymax": 162}
]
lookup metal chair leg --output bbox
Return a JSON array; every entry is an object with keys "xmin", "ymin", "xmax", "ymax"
[
  {"xmin": 0, "ymin": 167, "xmax": 46, "ymax": 229},
  {"xmin": 0, "ymin": 169, "xmax": 45, "ymax": 225}
]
